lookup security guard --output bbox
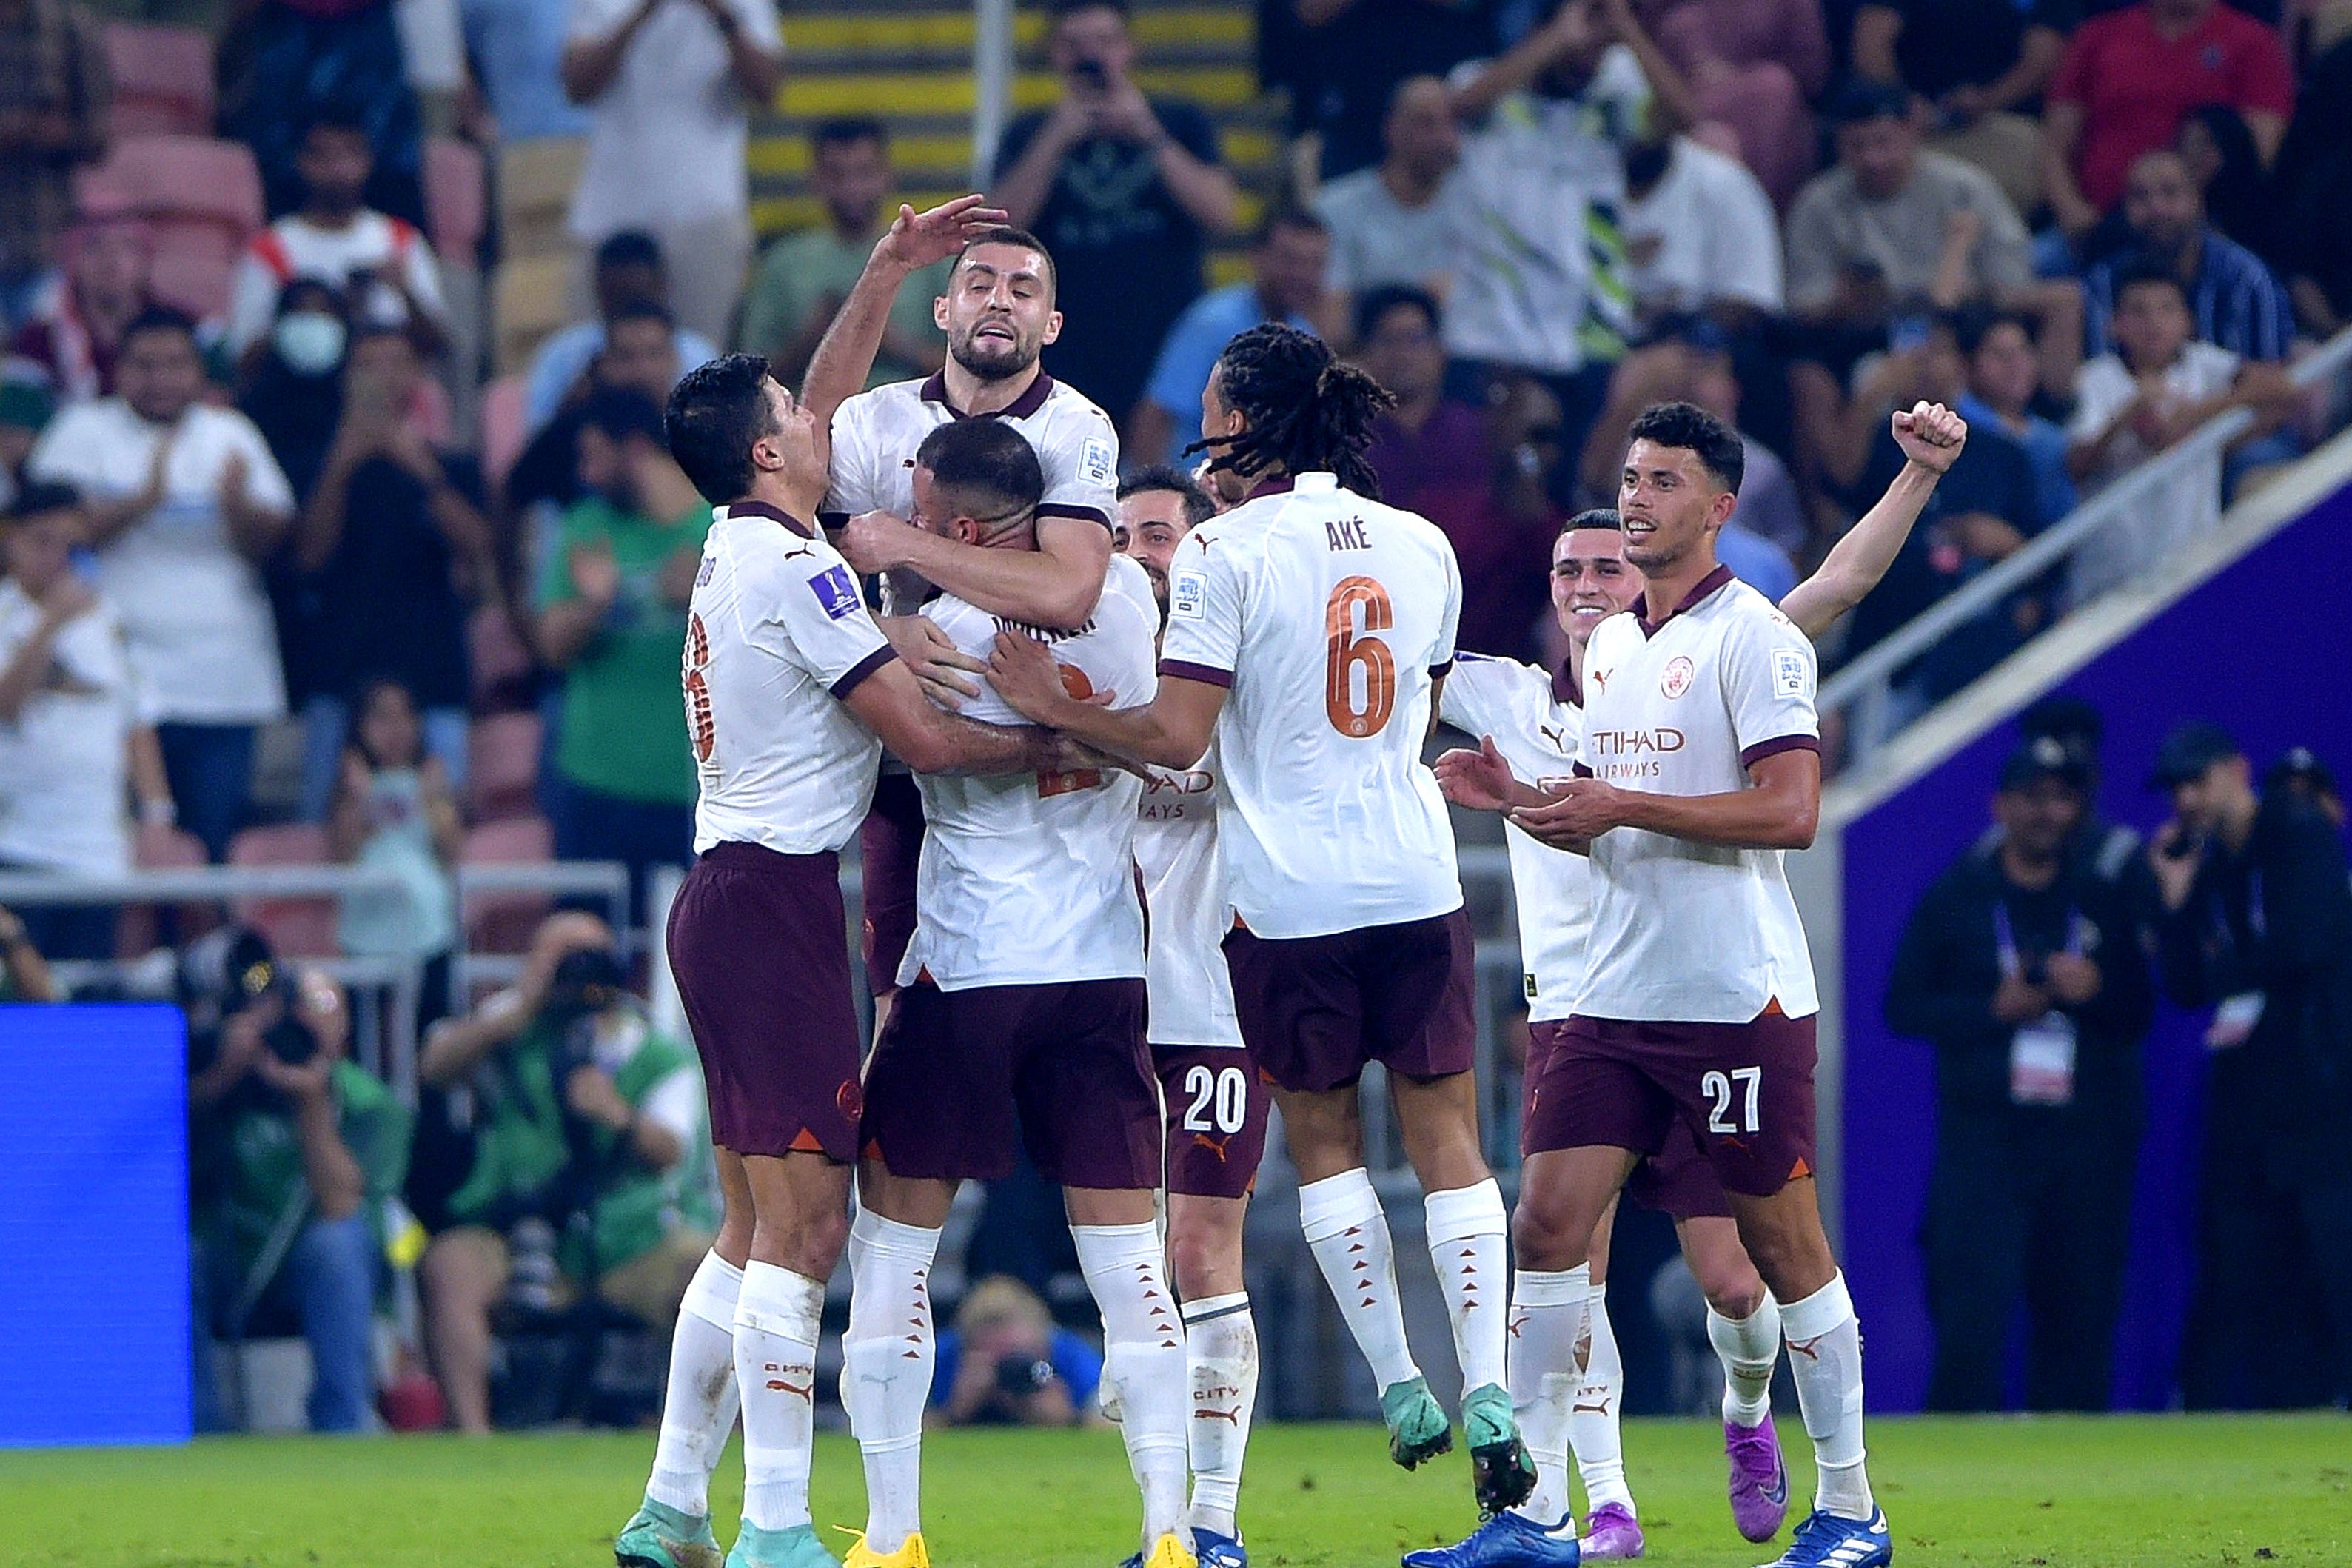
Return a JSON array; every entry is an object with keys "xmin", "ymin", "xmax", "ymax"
[{"xmin": 1888, "ymin": 737, "xmax": 2155, "ymax": 1410}]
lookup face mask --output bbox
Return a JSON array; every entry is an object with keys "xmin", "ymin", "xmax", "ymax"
[{"xmin": 272, "ymin": 311, "xmax": 346, "ymax": 377}]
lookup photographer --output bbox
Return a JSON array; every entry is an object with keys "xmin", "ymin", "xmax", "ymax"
[
  {"xmin": 416, "ymin": 911, "xmax": 714, "ymax": 1433},
  {"xmin": 2149, "ymin": 722, "xmax": 2352, "ymax": 1410},
  {"xmin": 1886, "ymin": 738, "xmax": 2154, "ymax": 1411},
  {"xmin": 931, "ymin": 1276, "xmax": 1103, "ymax": 1430},
  {"xmin": 187, "ymin": 932, "xmax": 412, "ymax": 1433}
]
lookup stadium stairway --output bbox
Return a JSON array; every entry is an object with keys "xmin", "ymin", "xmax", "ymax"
[{"xmin": 752, "ymin": 0, "xmax": 1282, "ymax": 289}]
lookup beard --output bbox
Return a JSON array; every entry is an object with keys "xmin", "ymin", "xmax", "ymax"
[{"xmin": 948, "ymin": 326, "xmax": 1040, "ymax": 383}]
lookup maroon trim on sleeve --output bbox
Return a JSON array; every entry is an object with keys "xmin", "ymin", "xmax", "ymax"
[
  {"xmin": 829, "ymin": 645, "xmax": 898, "ymax": 700},
  {"xmin": 1036, "ymin": 502, "xmax": 1113, "ymax": 529},
  {"xmin": 1159, "ymin": 658, "xmax": 1234, "ymax": 689},
  {"xmin": 1740, "ymin": 734, "xmax": 1823, "ymax": 768}
]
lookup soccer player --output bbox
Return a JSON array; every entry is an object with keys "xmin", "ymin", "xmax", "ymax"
[
  {"xmin": 987, "ymin": 324, "xmax": 1535, "ymax": 1521},
  {"xmin": 1421, "ymin": 417, "xmax": 1963, "ymax": 1564},
  {"xmin": 1119, "ymin": 465, "xmax": 1261, "ymax": 1568},
  {"xmin": 840, "ymin": 418, "xmax": 1191, "ymax": 1568},
  {"xmin": 800, "ymin": 203, "xmax": 1123, "ymax": 1032},
  {"xmin": 613, "ymin": 356, "xmax": 1070, "ymax": 1568},
  {"xmin": 1431, "ymin": 401, "xmax": 1965, "ymax": 1568}
]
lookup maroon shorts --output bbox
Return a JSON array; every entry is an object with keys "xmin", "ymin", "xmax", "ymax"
[
  {"xmin": 861, "ymin": 977, "xmax": 1159, "ymax": 1188},
  {"xmin": 1522, "ymin": 1011, "xmax": 1819, "ymax": 1199},
  {"xmin": 1524, "ymin": 1020, "xmax": 1732, "ymax": 1220},
  {"xmin": 857, "ymin": 770, "xmax": 925, "ymax": 996},
  {"xmin": 1154, "ymin": 1044, "xmax": 1270, "ymax": 1200},
  {"xmin": 666, "ymin": 841, "xmax": 863, "ymax": 1161},
  {"xmin": 1222, "ymin": 908, "xmax": 1475, "ymax": 1093}
]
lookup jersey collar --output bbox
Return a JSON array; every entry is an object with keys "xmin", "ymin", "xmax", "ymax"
[
  {"xmin": 720, "ymin": 500, "xmax": 814, "ymax": 537},
  {"xmin": 1243, "ymin": 472, "xmax": 1337, "ymax": 500},
  {"xmin": 919, "ymin": 369, "xmax": 1055, "ymax": 421},
  {"xmin": 1632, "ymin": 563, "xmax": 1735, "ymax": 637}
]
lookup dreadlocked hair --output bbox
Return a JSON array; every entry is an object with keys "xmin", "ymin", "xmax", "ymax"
[{"xmin": 1190, "ymin": 323, "xmax": 1396, "ymax": 499}]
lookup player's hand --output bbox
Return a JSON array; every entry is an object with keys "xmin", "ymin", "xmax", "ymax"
[
  {"xmin": 985, "ymin": 630, "xmax": 1077, "ymax": 726},
  {"xmin": 1510, "ymin": 776, "xmax": 1627, "ymax": 845},
  {"xmin": 1042, "ymin": 731, "xmax": 1141, "ymax": 780},
  {"xmin": 880, "ymin": 615, "xmax": 988, "ymax": 706},
  {"xmin": 2148, "ymin": 822, "xmax": 2202, "ymax": 911},
  {"xmin": 1991, "ymin": 971, "xmax": 2051, "ymax": 1025},
  {"xmin": 838, "ymin": 510, "xmax": 922, "ymax": 574},
  {"xmin": 1891, "ymin": 401, "xmax": 1967, "ymax": 475},
  {"xmin": 565, "ymin": 1065, "xmax": 637, "ymax": 1131},
  {"xmin": 2042, "ymin": 953, "xmax": 2102, "ymax": 1006},
  {"xmin": 877, "ymin": 195, "xmax": 1013, "ymax": 273},
  {"xmin": 1434, "ymin": 737, "xmax": 1523, "ymax": 814}
]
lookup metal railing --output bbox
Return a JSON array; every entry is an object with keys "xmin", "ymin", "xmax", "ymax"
[{"xmin": 1820, "ymin": 325, "xmax": 2352, "ymax": 765}]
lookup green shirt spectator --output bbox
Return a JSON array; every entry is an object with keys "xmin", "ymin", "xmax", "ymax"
[
  {"xmin": 192, "ymin": 1057, "xmax": 413, "ymax": 1274},
  {"xmin": 733, "ymin": 117, "xmax": 951, "ymax": 389}
]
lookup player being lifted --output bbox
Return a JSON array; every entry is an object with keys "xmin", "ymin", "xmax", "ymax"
[
  {"xmin": 615, "ymin": 356, "xmax": 1077, "ymax": 1568},
  {"xmin": 842, "ymin": 418, "xmax": 1193, "ymax": 1568},
  {"xmin": 1116, "ymin": 466, "xmax": 1262, "ymax": 1568},
  {"xmin": 988, "ymin": 324, "xmax": 1536, "ymax": 1520},
  {"xmin": 1418, "ymin": 401, "xmax": 1966, "ymax": 1566},
  {"xmin": 1429, "ymin": 401, "xmax": 1966, "ymax": 1568},
  {"xmin": 799, "ymin": 201, "xmax": 1121, "ymax": 1036}
]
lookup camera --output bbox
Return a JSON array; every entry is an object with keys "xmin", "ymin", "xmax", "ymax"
[
  {"xmin": 220, "ymin": 929, "xmax": 320, "ymax": 1066},
  {"xmin": 1069, "ymin": 57, "xmax": 1108, "ymax": 91},
  {"xmin": 994, "ymin": 1355, "xmax": 1057, "ymax": 1399}
]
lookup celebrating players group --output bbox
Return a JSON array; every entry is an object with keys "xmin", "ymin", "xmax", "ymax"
[{"xmin": 609, "ymin": 196, "xmax": 1971, "ymax": 1568}]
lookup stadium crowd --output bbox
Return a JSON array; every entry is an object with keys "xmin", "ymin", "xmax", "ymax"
[{"xmin": 0, "ymin": 0, "xmax": 2348, "ymax": 1443}]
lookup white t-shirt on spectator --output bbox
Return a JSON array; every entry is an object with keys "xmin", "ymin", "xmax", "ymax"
[
  {"xmin": 224, "ymin": 210, "xmax": 451, "ymax": 357},
  {"xmin": 2065, "ymin": 341, "xmax": 2239, "ymax": 601},
  {"xmin": 28, "ymin": 400, "xmax": 293, "ymax": 725},
  {"xmin": 1619, "ymin": 138, "xmax": 1784, "ymax": 321},
  {"xmin": 565, "ymin": 0, "xmax": 783, "ymax": 238},
  {"xmin": 1314, "ymin": 167, "xmax": 1467, "ymax": 298},
  {"xmin": 1443, "ymin": 47, "xmax": 1648, "ymax": 375},
  {"xmin": 0, "ymin": 582, "xmax": 153, "ymax": 876}
]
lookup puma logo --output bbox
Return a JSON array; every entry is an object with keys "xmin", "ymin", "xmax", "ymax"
[
  {"xmin": 1573, "ymin": 1398, "xmax": 1613, "ymax": 1415},
  {"xmin": 1194, "ymin": 1406, "xmax": 1244, "ymax": 1426},
  {"xmin": 1787, "ymin": 1335, "xmax": 1826, "ymax": 1362},
  {"xmin": 1192, "ymin": 1132, "xmax": 1232, "ymax": 1162}
]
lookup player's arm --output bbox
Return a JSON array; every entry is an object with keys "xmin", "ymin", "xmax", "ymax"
[
  {"xmin": 845, "ymin": 511, "xmax": 1112, "ymax": 629},
  {"xmin": 800, "ymin": 196, "xmax": 1008, "ymax": 424},
  {"xmin": 840, "ymin": 656, "xmax": 1063, "ymax": 777},
  {"xmin": 985, "ymin": 629, "xmax": 1225, "ymax": 770},
  {"xmin": 1511, "ymin": 746, "xmax": 1820, "ymax": 851},
  {"xmin": 1779, "ymin": 401, "xmax": 1967, "ymax": 638}
]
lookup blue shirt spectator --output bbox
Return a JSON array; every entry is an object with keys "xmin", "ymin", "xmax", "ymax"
[
  {"xmin": 1957, "ymin": 306, "xmax": 2079, "ymax": 529},
  {"xmin": 528, "ymin": 319, "xmax": 718, "ymax": 432},
  {"xmin": 1960, "ymin": 390, "xmax": 2075, "ymax": 528},
  {"xmin": 1715, "ymin": 522, "xmax": 1798, "ymax": 604},
  {"xmin": 930, "ymin": 1324, "xmax": 1104, "ymax": 1413},
  {"xmin": 2083, "ymin": 150, "xmax": 2296, "ymax": 363},
  {"xmin": 462, "ymin": 0, "xmax": 593, "ymax": 143},
  {"xmin": 524, "ymin": 234, "xmax": 717, "ymax": 432}
]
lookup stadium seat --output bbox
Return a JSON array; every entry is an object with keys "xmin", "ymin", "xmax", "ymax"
[
  {"xmin": 74, "ymin": 136, "xmax": 264, "ymax": 318},
  {"xmin": 465, "ymin": 711, "xmax": 543, "ymax": 823},
  {"xmin": 423, "ymin": 136, "xmax": 486, "ymax": 264},
  {"xmin": 227, "ymin": 823, "xmax": 338, "ymax": 959},
  {"xmin": 479, "ymin": 375, "xmax": 530, "ymax": 488},
  {"xmin": 494, "ymin": 253, "xmax": 572, "ymax": 375},
  {"xmin": 495, "ymin": 138, "xmax": 586, "ymax": 263},
  {"xmin": 103, "ymin": 24, "xmax": 215, "ymax": 138},
  {"xmin": 462, "ymin": 816, "xmax": 555, "ymax": 955},
  {"xmin": 467, "ymin": 599, "xmax": 537, "ymax": 715},
  {"xmin": 115, "ymin": 821, "xmax": 212, "ymax": 957}
]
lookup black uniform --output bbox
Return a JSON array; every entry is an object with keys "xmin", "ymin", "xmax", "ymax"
[
  {"xmin": 1887, "ymin": 842, "xmax": 2155, "ymax": 1410},
  {"xmin": 2157, "ymin": 794, "xmax": 2352, "ymax": 1408}
]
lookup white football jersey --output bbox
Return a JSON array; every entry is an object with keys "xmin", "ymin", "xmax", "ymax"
[
  {"xmin": 684, "ymin": 503, "xmax": 897, "ymax": 857},
  {"xmin": 1440, "ymin": 654, "xmax": 1590, "ymax": 1023},
  {"xmin": 821, "ymin": 372, "xmax": 1119, "ymax": 539},
  {"xmin": 1159, "ymin": 472, "xmax": 1464, "ymax": 939},
  {"xmin": 1570, "ymin": 566, "xmax": 1821, "ymax": 1023},
  {"xmin": 902, "ymin": 555, "xmax": 1161, "ymax": 990},
  {"xmin": 1136, "ymin": 749, "xmax": 1242, "ymax": 1048}
]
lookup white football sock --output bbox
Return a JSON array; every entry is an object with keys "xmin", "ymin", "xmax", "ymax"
[
  {"xmin": 1505, "ymin": 1265, "xmax": 1587, "ymax": 1529},
  {"xmin": 1298, "ymin": 1168, "xmax": 1421, "ymax": 1392},
  {"xmin": 1780, "ymin": 1273, "xmax": 1874, "ymax": 1521},
  {"xmin": 1708, "ymin": 1296, "xmax": 1782, "ymax": 1429},
  {"xmin": 645, "ymin": 1250, "xmax": 743, "ymax": 1516},
  {"xmin": 1422, "ymin": 1179, "xmax": 1509, "ymax": 1394},
  {"xmin": 1569, "ymin": 1276, "xmax": 1634, "ymax": 1516},
  {"xmin": 1182, "ymin": 1291, "xmax": 1257, "ymax": 1541},
  {"xmin": 1074, "ymin": 1221, "xmax": 1192, "ymax": 1549},
  {"xmin": 840, "ymin": 1208, "xmax": 940, "ymax": 1554},
  {"xmin": 731, "ymin": 1261, "xmax": 824, "ymax": 1532}
]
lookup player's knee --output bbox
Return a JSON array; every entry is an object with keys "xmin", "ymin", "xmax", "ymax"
[
  {"xmin": 1167, "ymin": 1218, "xmax": 1243, "ymax": 1299},
  {"xmin": 1512, "ymin": 1194, "xmax": 1593, "ymax": 1272},
  {"xmin": 779, "ymin": 1202, "xmax": 851, "ymax": 1280}
]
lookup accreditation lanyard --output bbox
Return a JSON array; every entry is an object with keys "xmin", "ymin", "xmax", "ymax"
[{"xmin": 1994, "ymin": 899, "xmax": 2081, "ymax": 1107}]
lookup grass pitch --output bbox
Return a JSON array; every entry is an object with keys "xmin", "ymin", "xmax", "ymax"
[{"xmin": 2, "ymin": 1415, "xmax": 2345, "ymax": 1567}]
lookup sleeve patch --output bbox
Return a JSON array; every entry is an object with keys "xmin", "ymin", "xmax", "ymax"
[
  {"xmin": 1079, "ymin": 437, "xmax": 1115, "ymax": 487},
  {"xmin": 1169, "ymin": 568, "xmax": 1207, "ymax": 621},
  {"xmin": 1774, "ymin": 647, "xmax": 1806, "ymax": 697},
  {"xmin": 808, "ymin": 563, "xmax": 863, "ymax": 621}
]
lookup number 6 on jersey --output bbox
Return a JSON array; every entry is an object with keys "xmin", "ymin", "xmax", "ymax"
[{"xmin": 1324, "ymin": 574, "xmax": 1396, "ymax": 738}]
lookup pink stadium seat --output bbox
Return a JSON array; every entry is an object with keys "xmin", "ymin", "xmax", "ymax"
[
  {"xmin": 117, "ymin": 822, "xmax": 212, "ymax": 956},
  {"xmin": 423, "ymin": 136, "xmax": 486, "ymax": 262},
  {"xmin": 467, "ymin": 602, "xmax": 537, "ymax": 715},
  {"xmin": 480, "ymin": 375, "xmax": 529, "ymax": 486},
  {"xmin": 466, "ymin": 711, "xmax": 543, "ymax": 823},
  {"xmin": 462, "ymin": 816, "xmax": 555, "ymax": 955},
  {"xmin": 104, "ymin": 24, "xmax": 215, "ymax": 138},
  {"xmin": 76, "ymin": 137, "xmax": 264, "ymax": 319},
  {"xmin": 228, "ymin": 823, "xmax": 338, "ymax": 959}
]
